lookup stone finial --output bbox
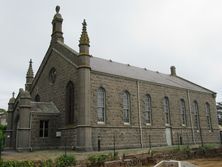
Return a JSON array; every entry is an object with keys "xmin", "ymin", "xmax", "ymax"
[
  {"xmin": 53, "ymin": 5, "xmax": 62, "ymax": 19},
  {"xmin": 8, "ymin": 92, "xmax": 16, "ymax": 104},
  {"xmin": 170, "ymin": 66, "xmax": 176, "ymax": 76},
  {"xmin": 51, "ymin": 5, "xmax": 64, "ymax": 43},
  {"xmin": 26, "ymin": 59, "xmax": 34, "ymax": 91},
  {"xmin": 56, "ymin": 5, "xmax": 60, "ymax": 13},
  {"xmin": 26, "ymin": 59, "xmax": 34, "ymax": 78},
  {"xmin": 79, "ymin": 19, "xmax": 90, "ymax": 46}
]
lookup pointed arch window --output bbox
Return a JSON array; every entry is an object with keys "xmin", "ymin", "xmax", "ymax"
[
  {"xmin": 180, "ymin": 99, "xmax": 186, "ymax": 126},
  {"xmin": 163, "ymin": 97, "xmax": 170, "ymax": 125},
  {"xmin": 123, "ymin": 91, "xmax": 130, "ymax": 124},
  {"xmin": 193, "ymin": 101, "xmax": 200, "ymax": 130},
  {"xmin": 65, "ymin": 81, "xmax": 74, "ymax": 124},
  {"xmin": 205, "ymin": 103, "xmax": 212, "ymax": 131},
  {"xmin": 145, "ymin": 95, "xmax": 152, "ymax": 125},
  {"xmin": 35, "ymin": 94, "xmax": 40, "ymax": 102},
  {"xmin": 97, "ymin": 87, "xmax": 106, "ymax": 123}
]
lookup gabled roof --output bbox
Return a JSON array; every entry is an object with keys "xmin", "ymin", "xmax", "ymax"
[
  {"xmin": 31, "ymin": 102, "xmax": 60, "ymax": 114},
  {"xmin": 32, "ymin": 41, "xmax": 214, "ymax": 95},
  {"xmin": 90, "ymin": 57, "xmax": 214, "ymax": 94}
]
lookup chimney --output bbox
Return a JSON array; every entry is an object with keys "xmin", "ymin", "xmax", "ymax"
[{"xmin": 170, "ymin": 66, "xmax": 176, "ymax": 76}]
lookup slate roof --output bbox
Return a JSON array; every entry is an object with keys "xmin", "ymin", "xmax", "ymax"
[
  {"xmin": 90, "ymin": 57, "xmax": 214, "ymax": 93},
  {"xmin": 31, "ymin": 102, "xmax": 60, "ymax": 114},
  {"xmin": 57, "ymin": 41, "xmax": 214, "ymax": 94}
]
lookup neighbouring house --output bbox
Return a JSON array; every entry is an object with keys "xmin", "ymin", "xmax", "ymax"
[{"xmin": 216, "ymin": 102, "xmax": 222, "ymax": 125}]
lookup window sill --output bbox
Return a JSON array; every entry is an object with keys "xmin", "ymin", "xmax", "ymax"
[
  {"xmin": 196, "ymin": 130, "xmax": 200, "ymax": 133},
  {"xmin": 97, "ymin": 122, "xmax": 105, "ymax": 125},
  {"xmin": 181, "ymin": 124, "xmax": 186, "ymax": 127},
  {"xmin": 165, "ymin": 124, "xmax": 171, "ymax": 127},
  {"xmin": 146, "ymin": 123, "xmax": 151, "ymax": 126},
  {"xmin": 124, "ymin": 122, "xmax": 130, "ymax": 125}
]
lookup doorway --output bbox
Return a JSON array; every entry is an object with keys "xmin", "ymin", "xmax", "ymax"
[{"xmin": 165, "ymin": 128, "xmax": 172, "ymax": 146}]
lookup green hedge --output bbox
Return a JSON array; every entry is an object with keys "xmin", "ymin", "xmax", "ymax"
[
  {"xmin": 0, "ymin": 154, "xmax": 76, "ymax": 167},
  {"xmin": 55, "ymin": 154, "xmax": 76, "ymax": 167},
  {"xmin": 87, "ymin": 153, "xmax": 119, "ymax": 167}
]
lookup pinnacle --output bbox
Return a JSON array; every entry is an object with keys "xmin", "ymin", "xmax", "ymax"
[
  {"xmin": 26, "ymin": 59, "xmax": 34, "ymax": 78},
  {"xmin": 79, "ymin": 19, "xmax": 90, "ymax": 46},
  {"xmin": 56, "ymin": 6, "xmax": 60, "ymax": 13}
]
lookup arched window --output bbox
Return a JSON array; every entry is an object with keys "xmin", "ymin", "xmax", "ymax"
[
  {"xmin": 65, "ymin": 81, "xmax": 74, "ymax": 124},
  {"xmin": 205, "ymin": 103, "xmax": 212, "ymax": 131},
  {"xmin": 97, "ymin": 87, "xmax": 105, "ymax": 123},
  {"xmin": 180, "ymin": 99, "xmax": 186, "ymax": 126},
  {"xmin": 123, "ymin": 91, "xmax": 130, "ymax": 124},
  {"xmin": 145, "ymin": 95, "xmax": 152, "ymax": 124},
  {"xmin": 193, "ymin": 101, "xmax": 200, "ymax": 130},
  {"xmin": 35, "ymin": 94, "xmax": 40, "ymax": 102},
  {"xmin": 163, "ymin": 97, "xmax": 170, "ymax": 125}
]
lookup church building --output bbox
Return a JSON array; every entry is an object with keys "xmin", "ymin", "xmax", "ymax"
[{"xmin": 5, "ymin": 6, "xmax": 220, "ymax": 151}]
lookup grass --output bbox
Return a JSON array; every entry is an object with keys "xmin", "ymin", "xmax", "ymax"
[{"xmin": 2, "ymin": 143, "xmax": 221, "ymax": 161}]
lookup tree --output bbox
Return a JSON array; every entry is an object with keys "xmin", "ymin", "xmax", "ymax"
[{"xmin": 0, "ymin": 109, "xmax": 6, "ymax": 114}]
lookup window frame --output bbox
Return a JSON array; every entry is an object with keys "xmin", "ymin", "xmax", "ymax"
[
  {"xmin": 123, "ymin": 91, "xmax": 130, "ymax": 125},
  {"xmin": 193, "ymin": 101, "xmax": 200, "ymax": 131},
  {"xmin": 144, "ymin": 94, "xmax": 152, "ymax": 125},
  {"xmin": 65, "ymin": 81, "xmax": 75, "ymax": 125},
  {"xmin": 35, "ymin": 94, "xmax": 40, "ymax": 102},
  {"xmin": 39, "ymin": 120, "xmax": 49, "ymax": 138},
  {"xmin": 163, "ymin": 97, "xmax": 171, "ymax": 126},
  {"xmin": 180, "ymin": 99, "xmax": 187, "ymax": 126},
  {"xmin": 205, "ymin": 102, "xmax": 212, "ymax": 131},
  {"xmin": 97, "ymin": 87, "xmax": 106, "ymax": 124}
]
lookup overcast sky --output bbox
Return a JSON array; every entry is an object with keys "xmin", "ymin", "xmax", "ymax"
[{"xmin": 1, "ymin": 0, "xmax": 222, "ymax": 109}]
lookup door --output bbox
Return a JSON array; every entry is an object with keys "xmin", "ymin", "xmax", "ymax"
[{"xmin": 165, "ymin": 128, "xmax": 172, "ymax": 146}]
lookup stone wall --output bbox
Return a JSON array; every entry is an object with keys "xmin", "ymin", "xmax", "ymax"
[
  {"xmin": 60, "ymin": 128, "xmax": 77, "ymax": 149},
  {"xmin": 31, "ymin": 46, "xmax": 79, "ymax": 128},
  {"xmin": 90, "ymin": 71, "xmax": 220, "ymax": 150},
  {"xmin": 31, "ymin": 113, "xmax": 61, "ymax": 149}
]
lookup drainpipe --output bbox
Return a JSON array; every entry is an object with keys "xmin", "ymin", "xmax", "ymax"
[
  {"xmin": 137, "ymin": 81, "xmax": 143, "ymax": 148},
  {"xmin": 187, "ymin": 90, "xmax": 195, "ymax": 144}
]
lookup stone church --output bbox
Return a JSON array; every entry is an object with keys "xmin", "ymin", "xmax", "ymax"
[{"xmin": 5, "ymin": 6, "xmax": 220, "ymax": 151}]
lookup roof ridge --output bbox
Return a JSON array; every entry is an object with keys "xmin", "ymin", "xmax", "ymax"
[{"xmin": 92, "ymin": 56, "xmax": 167, "ymax": 76}]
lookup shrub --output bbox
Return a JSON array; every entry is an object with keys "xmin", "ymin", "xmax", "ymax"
[
  {"xmin": 42, "ymin": 159, "xmax": 53, "ymax": 167},
  {"xmin": 55, "ymin": 154, "xmax": 76, "ymax": 167},
  {"xmin": 107, "ymin": 152, "xmax": 119, "ymax": 160},
  {"xmin": 0, "ymin": 160, "xmax": 35, "ymax": 167},
  {"xmin": 88, "ymin": 154, "xmax": 109, "ymax": 167},
  {"xmin": 17, "ymin": 161, "xmax": 35, "ymax": 167}
]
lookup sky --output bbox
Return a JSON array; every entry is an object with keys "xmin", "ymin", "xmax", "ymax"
[{"xmin": 1, "ymin": 0, "xmax": 222, "ymax": 109}]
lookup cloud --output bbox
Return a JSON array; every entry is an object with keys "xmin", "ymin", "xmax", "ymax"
[{"xmin": 1, "ymin": 0, "xmax": 222, "ymax": 109}]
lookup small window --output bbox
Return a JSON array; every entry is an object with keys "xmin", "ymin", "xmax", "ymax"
[
  {"xmin": 39, "ymin": 120, "xmax": 49, "ymax": 138},
  {"xmin": 163, "ymin": 97, "xmax": 170, "ymax": 125},
  {"xmin": 65, "ymin": 81, "xmax": 75, "ymax": 124},
  {"xmin": 180, "ymin": 99, "xmax": 186, "ymax": 126},
  {"xmin": 49, "ymin": 67, "xmax": 56, "ymax": 84},
  {"xmin": 145, "ymin": 95, "xmax": 152, "ymax": 124},
  {"xmin": 193, "ymin": 101, "xmax": 200, "ymax": 130},
  {"xmin": 35, "ymin": 94, "xmax": 40, "ymax": 102},
  {"xmin": 205, "ymin": 103, "xmax": 212, "ymax": 131},
  {"xmin": 123, "ymin": 91, "xmax": 130, "ymax": 124},
  {"xmin": 97, "ymin": 87, "xmax": 105, "ymax": 123}
]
